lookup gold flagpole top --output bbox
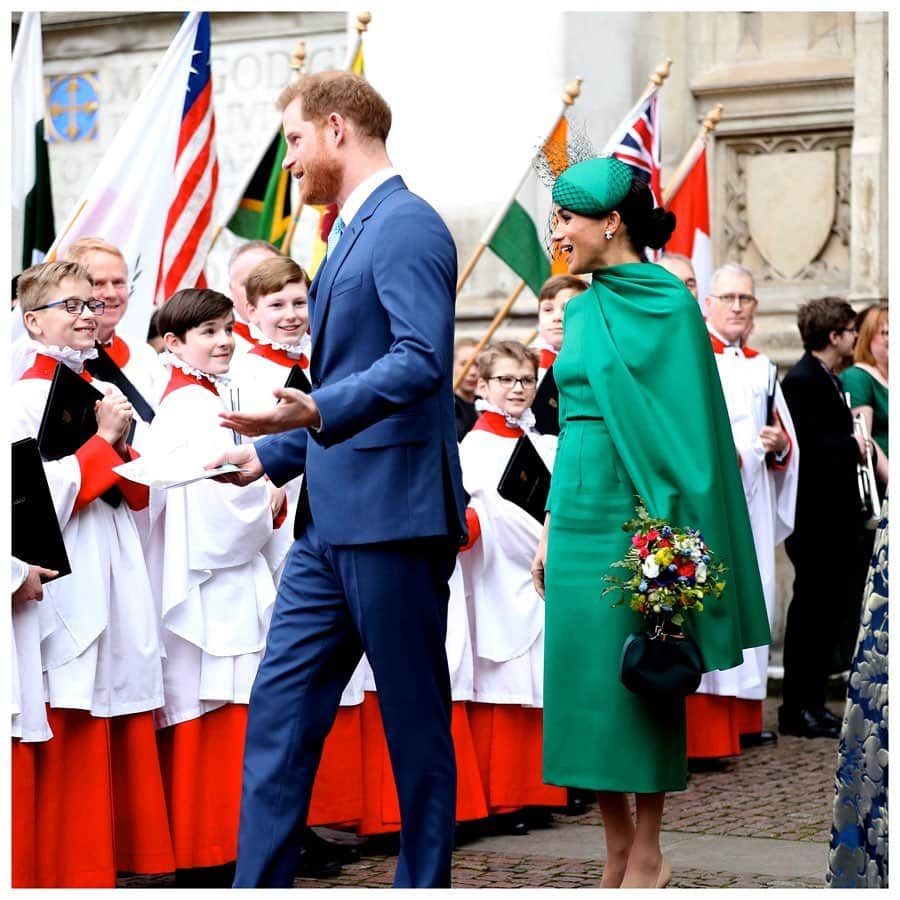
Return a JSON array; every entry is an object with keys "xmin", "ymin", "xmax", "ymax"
[
  {"xmin": 290, "ymin": 39, "xmax": 307, "ymax": 81},
  {"xmin": 701, "ymin": 103, "xmax": 724, "ymax": 136},
  {"xmin": 356, "ymin": 11, "xmax": 372, "ymax": 34},
  {"xmin": 649, "ymin": 57, "xmax": 673, "ymax": 88},
  {"xmin": 561, "ymin": 76, "xmax": 583, "ymax": 107}
]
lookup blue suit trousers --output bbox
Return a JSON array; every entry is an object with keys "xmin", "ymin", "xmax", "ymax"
[{"xmin": 233, "ymin": 518, "xmax": 458, "ymax": 887}]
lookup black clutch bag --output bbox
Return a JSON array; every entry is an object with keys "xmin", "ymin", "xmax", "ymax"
[{"xmin": 620, "ymin": 617, "xmax": 702, "ymax": 697}]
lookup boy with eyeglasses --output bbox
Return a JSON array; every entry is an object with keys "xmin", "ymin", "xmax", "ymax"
[
  {"xmin": 455, "ymin": 339, "xmax": 566, "ymax": 832},
  {"xmin": 11, "ymin": 261, "xmax": 170, "ymax": 886}
]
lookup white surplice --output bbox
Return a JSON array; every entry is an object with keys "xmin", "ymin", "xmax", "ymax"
[
  {"xmin": 698, "ymin": 332, "xmax": 799, "ymax": 700},
  {"xmin": 143, "ymin": 370, "xmax": 276, "ymax": 727},
  {"xmin": 11, "ymin": 368, "xmax": 165, "ymax": 718},
  {"xmin": 457, "ymin": 416, "xmax": 556, "ymax": 706}
]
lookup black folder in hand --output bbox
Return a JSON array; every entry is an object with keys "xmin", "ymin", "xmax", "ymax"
[
  {"xmin": 497, "ymin": 435, "xmax": 551, "ymax": 523},
  {"xmin": 36, "ymin": 361, "xmax": 104, "ymax": 460},
  {"xmin": 36, "ymin": 362, "xmax": 121, "ymax": 508},
  {"xmin": 531, "ymin": 367, "xmax": 560, "ymax": 436},
  {"xmin": 12, "ymin": 437, "xmax": 71, "ymax": 580},
  {"xmin": 284, "ymin": 364, "xmax": 312, "ymax": 394}
]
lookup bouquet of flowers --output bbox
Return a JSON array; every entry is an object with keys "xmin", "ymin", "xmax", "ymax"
[
  {"xmin": 604, "ymin": 498, "xmax": 727, "ymax": 697},
  {"xmin": 603, "ymin": 497, "xmax": 727, "ymax": 627}
]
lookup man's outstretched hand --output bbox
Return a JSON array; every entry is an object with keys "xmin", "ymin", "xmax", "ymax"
[
  {"xmin": 219, "ymin": 388, "xmax": 321, "ymax": 437},
  {"xmin": 205, "ymin": 442, "xmax": 266, "ymax": 486}
]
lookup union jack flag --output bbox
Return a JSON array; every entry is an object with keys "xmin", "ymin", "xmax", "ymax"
[
  {"xmin": 155, "ymin": 12, "xmax": 219, "ymax": 302},
  {"xmin": 605, "ymin": 91, "xmax": 662, "ymax": 207}
]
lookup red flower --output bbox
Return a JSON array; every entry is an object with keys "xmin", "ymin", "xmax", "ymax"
[
  {"xmin": 657, "ymin": 538, "xmax": 672, "ymax": 548},
  {"xmin": 677, "ymin": 561, "xmax": 696, "ymax": 578},
  {"xmin": 632, "ymin": 533, "xmax": 647, "ymax": 549},
  {"xmin": 647, "ymin": 529, "xmax": 660, "ymax": 541},
  {"xmin": 639, "ymin": 548, "xmax": 649, "ymax": 559}
]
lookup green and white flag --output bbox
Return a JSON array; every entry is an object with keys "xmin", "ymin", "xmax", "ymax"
[
  {"xmin": 483, "ymin": 115, "xmax": 571, "ymax": 297},
  {"xmin": 12, "ymin": 12, "xmax": 55, "ymax": 274}
]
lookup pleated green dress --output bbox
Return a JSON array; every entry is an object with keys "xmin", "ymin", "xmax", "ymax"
[{"xmin": 542, "ymin": 263, "xmax": 771, "ymax": 794}]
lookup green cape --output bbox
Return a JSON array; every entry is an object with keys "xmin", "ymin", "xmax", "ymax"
[{"xmin": 579, "ymin": 262, "xmax": 770, "ymax": 671}]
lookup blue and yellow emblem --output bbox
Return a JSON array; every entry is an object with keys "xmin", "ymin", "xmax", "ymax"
[{"xmin": 46, "ymin": 73, "xmax": 99, "ymax": 143}]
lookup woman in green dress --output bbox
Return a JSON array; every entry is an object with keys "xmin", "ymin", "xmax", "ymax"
[
  {"xmin": 530, "ymin": 157, "xmax": 770, "ymax": 888},
  {"xmin": 840, "ymin": 304, "xmax": 888, "ymax": 486}
]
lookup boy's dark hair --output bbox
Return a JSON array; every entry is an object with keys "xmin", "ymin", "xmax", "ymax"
[
  {"xmin": 796, "ymin": 297, "xmax": 857, "ymax": 352},
  {"xmin": 538, "ymin": 274, "xmax": 588, "ymax": 302},
  {"xmin": 157, "ymin": 289, "xmax": 233, "ymax": 341}
]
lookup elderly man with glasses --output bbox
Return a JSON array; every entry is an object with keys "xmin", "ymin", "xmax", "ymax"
[{"xmin": 685, "ymin": 264, "xmax": 799, "ymax": 765}]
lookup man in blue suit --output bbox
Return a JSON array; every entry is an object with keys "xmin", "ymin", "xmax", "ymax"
[{"xmin": 211, "ymin": 71, "xmax": 467, "ymax": 888}]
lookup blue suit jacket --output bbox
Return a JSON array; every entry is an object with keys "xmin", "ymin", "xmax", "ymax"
[{"xmin": 255, "ymin": 175, "xmax": 468, "ymax": 546}]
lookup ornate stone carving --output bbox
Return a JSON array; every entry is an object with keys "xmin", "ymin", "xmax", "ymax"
[{"xmin": 720, "ymin": 132, "xmax": 852, "ymax": 283}]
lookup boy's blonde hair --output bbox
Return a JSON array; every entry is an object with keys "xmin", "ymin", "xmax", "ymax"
[
  {"xmin": 17, "ymin": 261, "xmax": 93, "ymax": 313},
  {"xmin": 476, "ymin": 340, "xmax": 539, "ymax": 380},
  {"xmin": 245, "ymin": 257, "xmax": 311, "ymax": 307}
]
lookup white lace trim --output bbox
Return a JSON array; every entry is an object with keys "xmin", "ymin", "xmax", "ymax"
[
  {"xmin": 18, "ymin": 338, "xmax": 98, "ymax": 376},
  {"xmin": 475, "ymin": 398, "xmax": 536, "ymax": 432},
  {"xmin": 159, "ymin": 350, "xmax": 231, "ymax": 387},
  {"xmin": 255, "ymin": 330, "xmax": 311, "ymax": 358}
]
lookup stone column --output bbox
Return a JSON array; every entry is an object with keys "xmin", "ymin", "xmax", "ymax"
[{"xmin": 849, "ymin": 12, "xmax": 888, "ymax": 303}]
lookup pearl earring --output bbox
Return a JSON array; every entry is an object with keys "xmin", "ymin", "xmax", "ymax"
[{"xmin": 604, "ymin": 229, "xmax": 613, "ymax": 240}]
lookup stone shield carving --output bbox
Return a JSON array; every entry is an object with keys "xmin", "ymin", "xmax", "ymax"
[{"xmin": 746, "ymin": 150, "xmax": 836, "ymax": 279}]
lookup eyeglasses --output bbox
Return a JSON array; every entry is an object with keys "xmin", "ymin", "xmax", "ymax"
[
  {"xmin": 488, "ymin": 375, "xmax": 538, "ymax": 390},
  {"xmin": 709, "ymin": 293, "xmax": 757, "ymax": 307},
  {"xmin": 31, "ymin": 297, "xmax": 106, "ymax": 315}
]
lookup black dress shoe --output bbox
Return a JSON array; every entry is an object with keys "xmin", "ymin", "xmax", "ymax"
[
  {"xmin": 777, "ymin": 706, "xmax": 840, "ymax": 739},
  {"xmin": 739, "ymin": 729, "xmax": 778, "ymax": 748},
  {"xmin": 813, "ymin": 707, "xmax": 843, "ymax": 728},
  {"xmin": 492, "ymin": 811, "xmax": 529, "ymax": 835}
]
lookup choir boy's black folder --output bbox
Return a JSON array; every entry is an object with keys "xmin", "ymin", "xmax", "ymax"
[
  {"xmin": 497, "ymin": 435, "xmax": 551, "ymax": 523},
  {"xmin": 531, "ymin": 368, "xmax": 560, "ymax": 436},
  {"xmin": 12, "ymin": 437, "xmax": 72, "ymax": 580}
]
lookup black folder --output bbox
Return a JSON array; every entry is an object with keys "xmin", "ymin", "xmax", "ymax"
[
  {"xmin": 531, "ymin": 367, "xmax": 560, "ymax": 436},
  {"xmin": 12, "ymin": 437, "xmax": 72, "ymax": 580},
  {"xmin": 36, "ymin": 361, "xmax": 121, "ymax": 508},
  {"xmin": 497, "ymin": 435, "xmax": 551, "ymax": 523},
  {"xmin": 284, "ymin": 364, "xmax": 312, "ymax": 394}
]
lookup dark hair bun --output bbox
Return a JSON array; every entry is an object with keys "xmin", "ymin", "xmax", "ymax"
[{"xmin": 643, "ymin": 208, "xmax": 676, "ymax": 250}]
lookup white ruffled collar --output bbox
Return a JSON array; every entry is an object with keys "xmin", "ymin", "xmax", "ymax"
[
  {"xmin": 475, "ymin": 398, "xmax": 536, "ymax": 432},
  {"xmin": 19, "ymin": 338, "xmax": 98, "ymax": 375},
  {"xmin": 256, "ymin": 330, "xmax": 311, "ymax": 358},
  {"xmin": 159, "ymin": 350, "xmax": 231, "ymax": 387}
]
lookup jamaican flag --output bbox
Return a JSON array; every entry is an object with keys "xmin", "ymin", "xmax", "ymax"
[{"xmin": 226, "ymin": 130, "xmax": 292, "ymax": 249}]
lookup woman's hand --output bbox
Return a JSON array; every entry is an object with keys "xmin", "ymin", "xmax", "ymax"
[{"xmin": 531, "ymin": 513, "xmax": 550, "ymax": 599}]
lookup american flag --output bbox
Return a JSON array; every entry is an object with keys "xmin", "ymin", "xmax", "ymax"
[
  {"xmin": 607, "ymin": 91, "xmax": 662, "ymax": 207},
  {"xmin": 155, "ymin": 12, "xmax": 219, "ymax": 302}
]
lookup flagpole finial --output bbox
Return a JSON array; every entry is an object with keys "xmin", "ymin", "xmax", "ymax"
[
  {"xmin": 701, "ymin": 103, "xmax": 724, "ymax": 135},
  {"xmin": 356, "ymin": 11, "xmax": 372, "ymax": 34},
  {"xmin": 650, "ymin": 57, "xmax": 673, "ymax": 87},
  {"xmin": 562, "ymin": 76, "xmax": 583, "ymax": 107},
  {"xmin": 291, "ymin": 40, "xmax": 307, "ymax": 81}
]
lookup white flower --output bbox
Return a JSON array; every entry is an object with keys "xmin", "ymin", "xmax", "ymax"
[
  {"xmin": 695, "ymin": 562, "xmax": 708, "ymax": 583},
  {"xmin": 642, "ymin": 557, "xmax": 660, "ymax": 578}
]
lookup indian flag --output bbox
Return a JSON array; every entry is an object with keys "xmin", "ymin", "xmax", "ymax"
[
  {"xmin": 486, "ymin": 117, "xmax": 569, "ymax": 297},
  {"xmin": 12, "ymin": 12, "xmax": 55, "ymax": 273}
]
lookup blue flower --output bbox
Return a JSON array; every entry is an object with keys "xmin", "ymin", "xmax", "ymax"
[
  {"xmin": 638, "ymin": 579, "xmax": 649, "ymax": 592},
  {"xmin": 668, "ymin": 563, "xmax": 677, "ymax": 571},
  {"xmin": 702, "ymin": 555, "xmax": 710, "ymax": 564},
  {"xmin": 661, "ymin": 526, "xmax": 672, "ymax": 537}
]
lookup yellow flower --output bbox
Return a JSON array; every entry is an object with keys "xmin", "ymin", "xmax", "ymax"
[{"xmin": 655, "ymin": 548, "xmax": 674, "ymax": 566}]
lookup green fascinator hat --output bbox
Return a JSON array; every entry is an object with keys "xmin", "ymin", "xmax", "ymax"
[{"xmin": 551, "ymin": 156, "xmax": 634, "ymax": 216}]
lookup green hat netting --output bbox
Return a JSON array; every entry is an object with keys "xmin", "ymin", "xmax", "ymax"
[{"xmin": 551, "ymin": 156, "xmax": 634, "ymax": 216}]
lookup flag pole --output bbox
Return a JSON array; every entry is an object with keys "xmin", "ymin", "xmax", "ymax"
[
  {"xmin": 455, "ymin": 76, "xmax": 583, "ymax": 297},
  {"xmin": 601, "ymin": 56, "xmax": 673, "ymax": 154},
  {"xmin": 343, "ymin": 10, "xmax": 372, "ymax": 70},
  {"xmin": 661, "ymin": 103, "xmax": 722, "ymax": 206}
]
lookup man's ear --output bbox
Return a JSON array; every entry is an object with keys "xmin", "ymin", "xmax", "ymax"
[{"xmin": 328, "ymin": 112, "xmax": 346, "ymax": 146}]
